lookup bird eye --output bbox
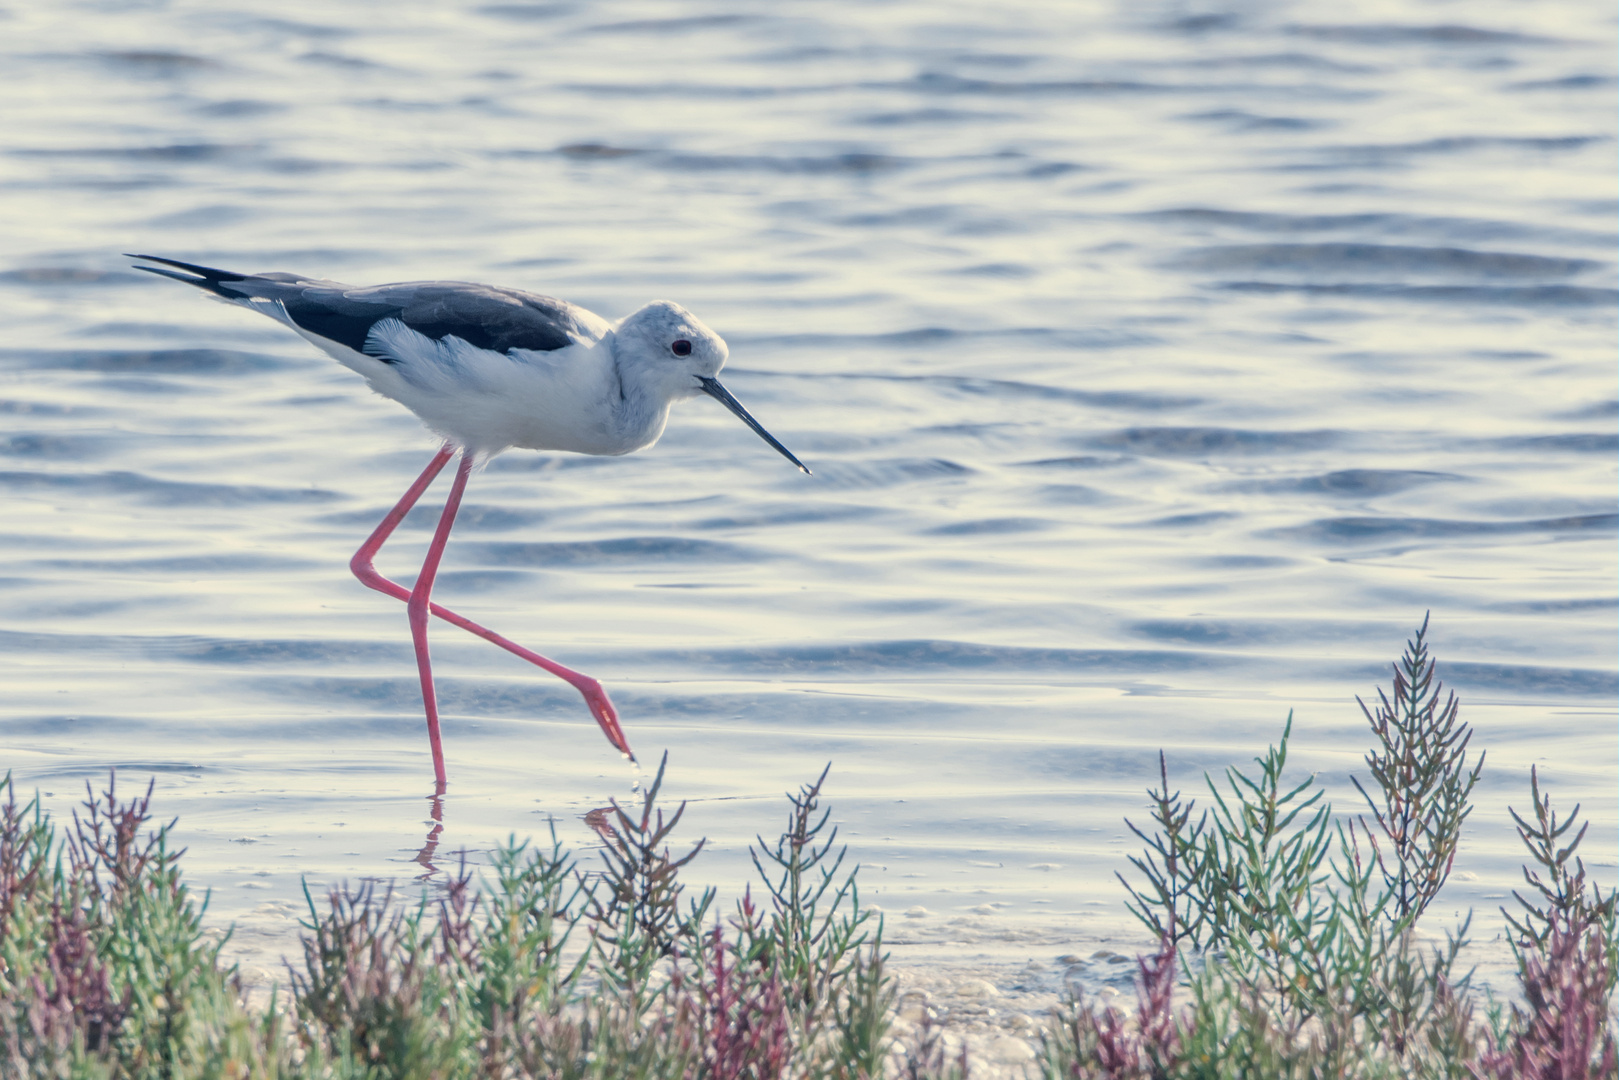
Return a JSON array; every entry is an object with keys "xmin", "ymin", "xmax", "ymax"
[{"xmin": 671, "ymin": 339, "xmax": 693, "ymax": 356}]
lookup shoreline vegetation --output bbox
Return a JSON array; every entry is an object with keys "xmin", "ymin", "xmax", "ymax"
[{"xmin": 0, "ymin": 620, "xmax": 1613, "ymax": 1078}]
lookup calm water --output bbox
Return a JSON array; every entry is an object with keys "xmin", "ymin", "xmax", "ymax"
[{"xmin": 1, "ymin": 0, "xmax": 1614, "ymax": 1001}]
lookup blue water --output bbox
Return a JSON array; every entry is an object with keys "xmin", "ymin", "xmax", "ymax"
[{"xmin": 0, "ymin": 0, "xmax": 1613, "ymax": 1003}]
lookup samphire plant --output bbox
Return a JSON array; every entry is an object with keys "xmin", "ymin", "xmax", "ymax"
[
  {"xmin": 1063, "ymin": 615, "xmax": 1617, "ymax": 1079},
  {"xmin": 0, "ymin": 755, "xmax": 923, "ymax": 1079},
  {"xmin": 0, "ymin": 617, "xmax": 1612, "ymax": 1078}
]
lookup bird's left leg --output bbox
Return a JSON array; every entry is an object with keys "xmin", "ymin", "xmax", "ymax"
[
  {"xmin": 406, "ymin": 449, "xmax": 475, "ymax": 787},
  {"xmin": 350, "ymin": 443, "xmax": 456, "ymax": 597}
]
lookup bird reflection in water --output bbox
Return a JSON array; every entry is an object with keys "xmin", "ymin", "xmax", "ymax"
[
  {"xmin": 414, "ymin": 783, "xmax": 447, "ymax": 879},
  {"xmin": 413, "ymin": 792, "xmax": 621, "ymax": 880},
  {"xmin": 583, "ymin": 807, "xmax": 618, "ymax": 843}
]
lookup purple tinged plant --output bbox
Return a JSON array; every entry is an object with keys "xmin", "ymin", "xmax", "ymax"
[
  {"xmin": 681, "ymin": 926, "xmax": 791, "ymax": 1080},
  {"xmin": 1474, "ymin": 903, "xmax": 1617, "ymax": 1080}
]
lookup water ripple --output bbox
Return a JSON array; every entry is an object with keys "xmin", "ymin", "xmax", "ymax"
[
  {"xmin": 1226, "ymin": 470, "xmax": 1467, "ymax": 496},
  {"xmin": 1174, "ymin": 243, "xmax": 1599, "ymax": 282},
  {"xmin": 1089, "ymin": 427, "xmax": 1341, "ymax": 457},
  {"xmin": 1271, "ymin": 513, "xmax": 1617, "ymax": 544},
  {"xmin": 462, "ymin": 537, "xmax": 771, "ymax": 567},
  {"xmin": 0, "ymin": 349, "xmax": 291, "ymax": 373},
  {"xmin": 648, "ymin": 639, "xmax": 1236, "ymax": 674},
  {"xmin": 1218, "ymin": 283, "xmax": 1618, "ymax": 307},
  {"xmin": 0, "ymin": 470, "xmax": 343, "ymax": 506}
]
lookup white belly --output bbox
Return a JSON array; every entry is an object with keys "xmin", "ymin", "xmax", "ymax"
[{"xmin": 289, "ymin": 317, "xmax": 661, "ymax": 457}]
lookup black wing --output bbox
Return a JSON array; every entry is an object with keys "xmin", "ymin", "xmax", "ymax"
[{"xmin": 128, "ymin": 255, "xmax": 597, "ymax": 354}]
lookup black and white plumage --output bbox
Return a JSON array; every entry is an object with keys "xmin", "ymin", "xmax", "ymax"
[{"xmin": 127, "ymin": 254, "xmax": 808, "ymax": 467}]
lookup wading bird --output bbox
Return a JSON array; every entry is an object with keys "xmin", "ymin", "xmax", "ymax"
[{"xmin": 130, "ymin": 254, "xmax": 809, "ymax": 786}]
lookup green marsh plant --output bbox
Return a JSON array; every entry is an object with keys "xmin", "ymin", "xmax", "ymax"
[{"xmin": 1049, "ymin": 616, "xmax": 1617, "ymax": 1079}]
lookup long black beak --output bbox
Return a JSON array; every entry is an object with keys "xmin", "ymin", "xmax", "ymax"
[{"xmin": 697, "ymin": 376, "xmax": 811, "ymax": 474}]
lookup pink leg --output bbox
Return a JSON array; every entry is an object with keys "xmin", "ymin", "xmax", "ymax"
[
  {"xmin": 407, "ymin": 450, "xmax": 474, "ymax": 786},
  {"xmin": 349, "ymin": 445, "xmax": 634, "ymax": 772}
]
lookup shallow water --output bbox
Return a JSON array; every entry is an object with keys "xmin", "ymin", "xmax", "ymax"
[{"xmin": 1, "ymin": 0, "xmax": 1614, "ymax": 1002}]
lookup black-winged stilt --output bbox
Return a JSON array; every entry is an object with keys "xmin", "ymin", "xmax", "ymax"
[{"xmin": 130, "ymin": 254, "xmax": 808, "ymax": 787}]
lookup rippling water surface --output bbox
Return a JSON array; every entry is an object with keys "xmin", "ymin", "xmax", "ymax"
[{"xmin": 1, "ymin": 0, "xmax": 1614, "ymax": 996}]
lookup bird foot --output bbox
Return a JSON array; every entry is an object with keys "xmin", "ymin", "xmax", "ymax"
[{"xmin": 571, "ymin": 676, "xmax": 634, "ymax": 761}]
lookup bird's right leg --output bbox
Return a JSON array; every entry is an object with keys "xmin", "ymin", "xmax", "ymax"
[
  {"xmin": 349, "ymin": 445, "xmax": 635, "ymax": 761},
  {"xmin": 406, "ymin": 449, "xmax": 475, "ymax": 787}
]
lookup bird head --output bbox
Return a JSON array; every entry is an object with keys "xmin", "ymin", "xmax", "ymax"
[
  {"xmin": 614, "ymin": 300, "xmax": 809, "ymax": 472},
  {"xmin": 614, "ymin": 300, "xmax": 729, "ymax": 401}
]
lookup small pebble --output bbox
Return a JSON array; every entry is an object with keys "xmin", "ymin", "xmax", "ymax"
[
  {"xmin": 953, "ymin": 977, "xmax": 1000, "ymax": 999},
  {"xmin": 987, "ymin": 1036, "xmax": 1036, "ymax": 1064}
]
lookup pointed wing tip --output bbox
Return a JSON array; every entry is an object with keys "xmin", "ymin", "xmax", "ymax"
[
  {"xmin": 127, "ymin": 254, "xmax": 202, "ymax": 279},
  {"xmin": 121, "ymin": 254, "xmax": 246, "ymax": 282},
  {"xmin": 131, "ymin": 264, "xmax": 201, "ymax": 285}
]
